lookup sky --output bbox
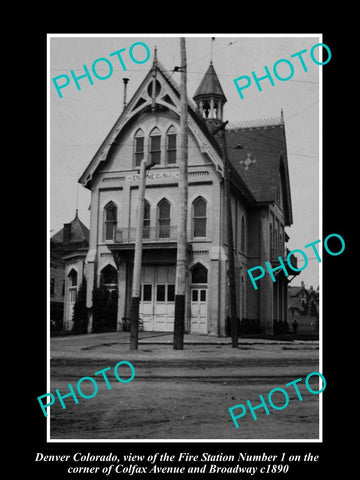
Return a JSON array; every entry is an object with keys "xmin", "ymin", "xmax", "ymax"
[{"xmin": 49, "ymin": 34, "xmax": 322, "ymax": 288}]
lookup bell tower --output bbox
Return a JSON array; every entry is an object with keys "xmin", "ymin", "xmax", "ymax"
[{"xmin": 193, "ymin": 61, "xmax": 227, "ymax": 132}]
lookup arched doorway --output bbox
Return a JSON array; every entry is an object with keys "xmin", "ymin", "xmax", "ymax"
[
  {"xmin": 190, "ymin": 263, "xmax": 208, "ymax": 334},
  {"xmin": 93, "ymin": 264, "xmax": 118, "ymax": 332}
]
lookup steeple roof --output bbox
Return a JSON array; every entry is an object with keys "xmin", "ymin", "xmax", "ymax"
[
  {"xmin": 193, "ymin": 62, "xmax": 227, "ymax": 102},
  {"xmin": 51, "ymin": 211, "xmax": 89, "ymax": 245}
]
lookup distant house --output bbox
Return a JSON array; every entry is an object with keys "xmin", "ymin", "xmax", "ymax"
[
  {"xmin": 288, "ymin": 281, "xmax": 319, "ymax": 334},
  {"xmin": 50, "ymin": 211, "xmax": 89, "ymax": 332}
]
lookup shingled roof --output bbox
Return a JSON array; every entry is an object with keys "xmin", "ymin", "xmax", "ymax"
[
  {"xmin": 193, "ymin": 62, "xmax": 227, "ymax": 102},
  {"xmin": 51, "ymin": 212, "xmax": 89, "ymax": 245},
  {"xmin": 226, "ymin": 120, "xmax": 293, "ymax": 225}
]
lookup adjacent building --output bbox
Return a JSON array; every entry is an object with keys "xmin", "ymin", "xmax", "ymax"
[
  {"xmin": 50, "ymin": 212, "xmax": 89, "ymax": 331},
  {"xmin": 288, "ymin": 282, "xmax": 319, "ymax": 334},
  {"xmin": 61, "ymin": 53, "xmax": 298, "ymax": 335}
]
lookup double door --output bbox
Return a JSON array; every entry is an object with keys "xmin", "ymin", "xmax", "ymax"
[
  {"xmin": 138, "ymin": 264, "xmax": 208, "ymax": 334},
  {"xmin": 190, "ymin": 287, "xmax": 208, "ymax": 334},
  {"xmin": 140, "ymin": 265, "xmax": 175, "ymax": 332}
]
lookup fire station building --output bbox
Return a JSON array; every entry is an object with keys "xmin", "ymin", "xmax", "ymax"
[{"xmin": 63, "ymin": 54, "xmax": 296, "ymax": 336}]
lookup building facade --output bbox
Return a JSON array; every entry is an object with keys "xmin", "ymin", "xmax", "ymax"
[
  {"xmin": 62, "ymin": 54, "xmax": 297, "ymax": 336},
  {"xmin": 50, "ymin": 212, "xmax": 89, "ymax": 332},
  {"xmin": 288, "ymin": 282, "xmax": 319, "ymax": 334}
]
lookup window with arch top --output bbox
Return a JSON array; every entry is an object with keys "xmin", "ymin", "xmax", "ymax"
[
  {"xmin": 191, "ymin": 263, "xmax": 208, "ymax": 284},
  {"xmin": 68, "ymin": 268, "xmax": 78, "ymax": 303},
  {"xmin": 149, "ymin": 127, "xmax": 161, "ymax": 165},
  {"xmin": 166, "ymin": 125, "xmax": 177, "ymax": 164},
  {"xmin": 192, "ymin": 196, "xmax": 207, "ymax": 238},
  {"xmin": 104, "ymin": 201, "xmax": 117, "ymax": 241},
  {"xmin": 100, "ymin": 264, "xmax": 118, "ymax": 297},
  {"xmin": 134, "ymin": 128, "xmax": 145, "ymax": 167},
  {"xmin": 69, "ymin": 268, "xmax": 78, "ymax": 287},
  {"xmin": 157, "ymin": 198, "xmax": 171, "ymax": 238}
]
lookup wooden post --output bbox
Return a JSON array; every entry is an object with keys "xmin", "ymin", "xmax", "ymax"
[
  {"xmin": 173, "ymin": 37, "xmax": 188, "ymax": 350},
  {"xmin": 130, "ymin": 158, "xmax": 147, "ymax": 350},
  {"xmin": 218, "ymin": 123, "xmax": 238, "ymax": 348}
]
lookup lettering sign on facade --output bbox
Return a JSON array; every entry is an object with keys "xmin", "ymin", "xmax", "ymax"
[{"xmin": 125, "ymin": 169, "xmax": 210, "ymax": 182}]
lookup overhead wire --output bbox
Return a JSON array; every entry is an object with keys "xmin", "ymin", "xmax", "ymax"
[{"xmin": 51, "ymin": 38, "xmax": 320, "ymax": 161}]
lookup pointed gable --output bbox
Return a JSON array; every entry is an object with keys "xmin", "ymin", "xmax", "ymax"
[{"xmin": 79, "ymin": 59, "xmax": 226, "ymax": 189}]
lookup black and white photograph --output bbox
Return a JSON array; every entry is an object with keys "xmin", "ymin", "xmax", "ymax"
[{"xmin": 28, "ymin": 29, "xmax": 352, "ymax": 478}]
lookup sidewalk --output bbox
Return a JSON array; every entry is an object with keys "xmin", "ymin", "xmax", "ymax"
[{"xmin": 50, "ymin": 331, "xmax": 319, "ymax": 362}]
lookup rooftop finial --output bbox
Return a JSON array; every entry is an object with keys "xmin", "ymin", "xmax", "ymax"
[
  {"xmin": 75, "ymin": 174, "xmax": 79, "ymax": 217},
  {"xmin": 210, "ymin": 37, "xmax": 215, "ymax": 64},
  {"xmin": 122, "ymin": 77, "xmax": 130, "ymax": 110},
  {"xmin": 153, "ymin": 45, "xmax": 158, "ymax": 66}
]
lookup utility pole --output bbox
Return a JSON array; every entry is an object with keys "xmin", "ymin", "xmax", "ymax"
[
  {"xmin": 173, "ymin": 37, "xmax": 188, "ymax": 350},
  {"xmin": 216, "ymin": 121, "xmax": 238, "ymax": 348},
  {"xmin": 130, "ymin": 158, "xmax": 147, "ymax": 350},
  {"xmin": 129, "ymin": 49, "xmax": 159, "ymax": 350}
]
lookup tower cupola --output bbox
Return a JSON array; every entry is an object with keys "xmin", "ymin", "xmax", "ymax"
[{"xmin": 193, "ymin": 62, "xmax": 227, "ymax": 131}]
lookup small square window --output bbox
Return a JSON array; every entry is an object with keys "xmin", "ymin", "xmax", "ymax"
[
  {"xmin": 143, "ymin": 284, "xmax": 152, "ymax": 301},
  {"xmin": 156, "ymin": 284, "xmax": 165, "ymax": 302},
  {"xmin": 167, "ymin": 284, "xmax": 175, "ymax": 302}
]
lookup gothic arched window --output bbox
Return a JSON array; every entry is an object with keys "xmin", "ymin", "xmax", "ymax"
[
  {"xmin": 191, "ymin": 263, "xmax": 208, "ymax": 284},
  {"xmin": 104, "ymin": 201, "xmax": 117, "ymax": 241},
  {"xmin": 134, "ymin": 128, "xmax": 145, "ymax": 167},
  {"xmin": 68, "ymin": 269, "xmax": 78, "ymax": 303},
  {"xmin": 166, "ymin": 125, "xmax": 177, "ymax": 165},
  {"xmin": 157, "ymin": 198, "xmax": 171, "ymax": 238},
  {"xmin": 149, "ymin": 127, "xmax": 161, "ymax": 165},
  {"xmin": 100, "ymin": 264, "xmax": 118, "ymax": 292},
  {"xmin": 192, "ymin": 196, "xmax": 207, "ymax": 238}
]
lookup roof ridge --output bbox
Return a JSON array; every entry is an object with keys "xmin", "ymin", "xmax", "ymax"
[{"xmin": 227, "ymin": 117, "xmax": 284, "ymax": 130}]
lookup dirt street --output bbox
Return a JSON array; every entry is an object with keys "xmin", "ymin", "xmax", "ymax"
[{"xmin": 48, "ymin": 339, "xmax": 321, "ymax": 440}]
